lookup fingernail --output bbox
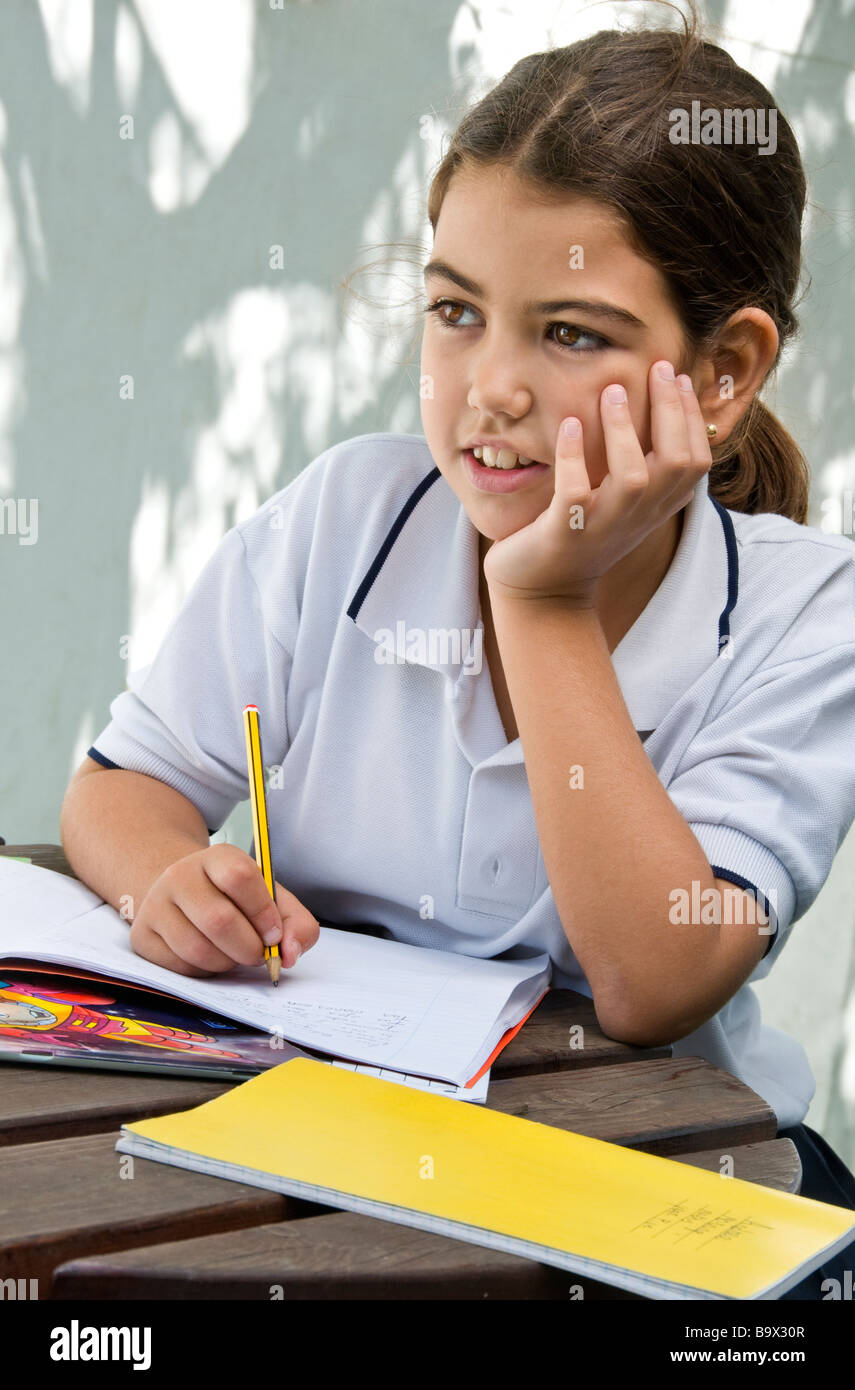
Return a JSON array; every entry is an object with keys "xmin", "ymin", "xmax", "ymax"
[
  {"xmin": 656, "ymin": 361, "xmax": 675, "ymax": 380},
  {"xmin": 261, "ymin": 924, "xmax": 281, "ymax": 945},
  {"xmin": 561, "ymin": 417, "xmax": 581, "ymax": 438},
  {"xmin": 605, "ymin": 383, "xmax": 626, "ymax": 404},
  {"xmin": 677, "ymin": 373, "xmax": 694, "ymax": 392},
  {"xmin": 284, "ymin": 935, "xmax": 302, "ymax": 964}
]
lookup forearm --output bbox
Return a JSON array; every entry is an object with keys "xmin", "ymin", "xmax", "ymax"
[
  {"xmin": 60, "ymin": 770, "xmax": 210, "ymax": 920},
  {"xmin": 489, "ymin": 590, "xmax": 721, "ymax": 1041}
]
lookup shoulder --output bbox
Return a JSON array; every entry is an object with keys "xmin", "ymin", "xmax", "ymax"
[
  {"xmin": 227, "ymin": 432, "xmax": 440, "ymax": 615},
  {"xmin": 238, "ymin": 432, "xmax": 437, "ymax": 544},
  {"xmin": 271, "ymin": 431, "xmax": 436, "ymax": 502},
  {"xmin": 722, "ymin": 504, "xmax": 855, "ymax": 661}
]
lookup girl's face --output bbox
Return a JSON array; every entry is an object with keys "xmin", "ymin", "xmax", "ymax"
[{"xmin": 420, "ymin": 165, "xmax": 695, "ymax": 551}]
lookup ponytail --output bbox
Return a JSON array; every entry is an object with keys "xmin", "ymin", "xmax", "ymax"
[{"xmin": 709, "ymin": 399, "xmax": 810, "ymax": 524}]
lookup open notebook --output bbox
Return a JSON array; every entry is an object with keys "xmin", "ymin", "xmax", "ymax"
[
  {"xmin": 117, "ymin": 1057, "xmax": 855, "ymax": 1301},
  {"xmin": 0, "ymin": 858, "xmax": 550, "ymax": 1092}
]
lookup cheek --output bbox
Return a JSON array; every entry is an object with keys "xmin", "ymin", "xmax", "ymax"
[
  {"xmin": 583, "ymin": 384, "xmax": 652, "ymax": 461},
  {"xmin": 420, "ymin": 346, "xmax": 465, "ymax": 416},
  {"xmin": 419, "ymin": 392, "xmax": 446, "ymax": 440}
]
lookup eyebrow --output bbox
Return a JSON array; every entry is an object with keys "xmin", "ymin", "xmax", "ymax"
[{"xmin": 423, "ymin": 259, "xmax": 646, "ymax": 329}]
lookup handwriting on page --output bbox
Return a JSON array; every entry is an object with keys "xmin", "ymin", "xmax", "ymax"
[
  {"xmin": 272, "ymin": 1002, "xmax": 410, "ymax": 1049},
  {"xmin": 631, "ymin": 1200, "xmax": 773, "ymax": 1250}
]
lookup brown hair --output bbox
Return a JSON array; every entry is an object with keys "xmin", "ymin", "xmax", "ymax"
[
  {"xmin": 345, "ymin": 3, "xmax": 811, "ymax": 521},
  {"xmin": 422, "ymin": 3, "xmax": 810, "ymax": 520}
]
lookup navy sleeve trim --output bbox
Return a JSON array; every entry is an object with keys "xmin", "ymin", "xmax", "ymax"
[
  {"xmin": 710, "ymin": 864, "xmax": 778, "ymax": 959},
  {"xmin": 86, "ymin": 746, "xmax": 122, "ymax": 769}
]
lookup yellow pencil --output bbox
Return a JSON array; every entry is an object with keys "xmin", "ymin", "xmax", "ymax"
[{"xmin": 242, "ymin": 704, "xmax": 280, "ymax": 987}]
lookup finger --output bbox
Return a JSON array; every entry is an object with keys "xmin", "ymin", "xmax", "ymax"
[
  {"xmin": 274, "ymin": 881, "xmax": 321, "ymax": 966},
  {"xmin": 599, "ymin": 382, "xmax": 649, "ymax": 508},
  {"xmin": 174, "ymin": 869, "xmax": 271, "ymax": 967},
  {"xmin": 649, "ymin": 360, "xmax": 693, "ymax": 488},
  {"xmin": 134, "ymin": 903, "xmax": 235, "ymax": 975},
  {"xmin": 202, "ymin": 851, "xmax": 283, "ymax": 951},
  {"xmin": 555, "ymin": 417, "xmax": 591, "ymax": 518},
  {"xmin": 676, "ymin": 372, "xmax": 715, "ymax": 474}
]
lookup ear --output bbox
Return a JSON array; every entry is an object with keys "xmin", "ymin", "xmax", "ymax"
[{"xmin": 696, "ymin": 307, "xmax": 780, "ymax": 443}]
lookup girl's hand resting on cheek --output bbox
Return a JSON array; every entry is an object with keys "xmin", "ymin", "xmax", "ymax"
[
  {"xmin": 482, "ymin": 360, "xmax": 713, "ymax": 605},
  {"xmin": 129, "ymin": 843, "xmax": 320, "ymax": 978}
]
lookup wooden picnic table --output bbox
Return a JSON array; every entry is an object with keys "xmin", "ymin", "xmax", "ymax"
[{"xmin": 0, "ymin": 843, "xmax": 801, "ymax": 1300}]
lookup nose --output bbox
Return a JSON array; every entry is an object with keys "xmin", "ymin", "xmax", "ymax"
[{"xmin": 466, "ymin": 339, "xmax": 533, "ymax": 418}]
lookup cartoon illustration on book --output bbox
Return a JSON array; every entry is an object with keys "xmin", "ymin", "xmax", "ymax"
[{"xmin": 0, "ymin": 976, "xmax": 248, "ymax": 1059}]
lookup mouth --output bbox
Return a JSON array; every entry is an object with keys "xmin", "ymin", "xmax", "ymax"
[
  {"xmin": 467, "ymin": 444, "xmax": 549, "ymax": 470},
  {"xmin": 462, "ymin": 447, "xmax": 550, "ymax": 492}
]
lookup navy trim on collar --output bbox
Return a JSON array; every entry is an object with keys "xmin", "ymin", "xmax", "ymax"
[
  {"xmin": 347, "ymin": 467, "xmax": 442, "ymax": 622},
  {"xmin": 710, "ymin": 496, "xmax": 739, "ymax": 653}
]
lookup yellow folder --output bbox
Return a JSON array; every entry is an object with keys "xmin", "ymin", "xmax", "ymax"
[{"xmin": 116, "ymin": 1057, "xmax": 855, "ymax": 1300}]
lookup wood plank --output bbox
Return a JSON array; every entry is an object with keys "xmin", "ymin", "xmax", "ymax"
[
  {"xmin": 485, "ymin": 1056, "xmax": 777, "ymax": 1155},
  {"xmin": 673, "ymin": 1139, "xmax": 801, "ymax": 1192},
  {"xmin": 0, "ymin": 1064, "xmax": 236, "ymax": 1147},
  {"xmin": 48, "ymin": 1140, "xmax": 800, "ymax": 1301},
  {"xmin": 0, "ymin": 1132, "xmax": 323, "ymax": 1296},
  {"xmin": 0, "ymin": 1059, "xmax": 777, "ymax": 1160},
  {"xmin": 0, "ymin": 1047, "xmax": 753, "ymax": 1153},
  {"xmin": 51, "ymin": 1211, "xmax": 602, "ymax": 1300},
  {"xmin": 0, "ymin": 844, "xmax": 76, "ymax": 877}
]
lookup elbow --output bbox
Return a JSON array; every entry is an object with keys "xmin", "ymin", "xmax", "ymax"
[
  {"xmin": 597, "ymin": 1012, "xmax": 674, "ymax": 1049},
  {"xmin": 594, "ymin": 995, "xmax": 704, "ymax": 1050},
  {"xmin": 596, "ymin": 1010, "xmax": 669, "ymax": 1049},
  {"xmin": 588, "ymin": 951, "xmax": 720, "ymax": 1048}
]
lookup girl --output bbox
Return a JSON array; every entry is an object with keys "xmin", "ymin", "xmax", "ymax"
[{"xmin": 62, "ymin": 9, "xmax": 855, "ymax": 1299}]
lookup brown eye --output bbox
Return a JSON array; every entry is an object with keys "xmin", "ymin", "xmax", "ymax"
[
  {"xmin": 554, "ymin": 324, "xmax": 583, "ymax": 347},
  {"xmin": 424, "ymin": 298, "xmax": 473, "ymax": 327}
]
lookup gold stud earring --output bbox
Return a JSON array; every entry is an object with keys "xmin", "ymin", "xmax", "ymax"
[{"xmin": 706, "ymin": 423, "xmax": 717, "ymax": 438}]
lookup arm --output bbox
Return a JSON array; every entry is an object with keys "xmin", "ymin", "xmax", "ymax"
[
  {"xmin": 489, "ymin": 593, "xmax": 768, "ymax": 1046},
  {"xmin": 60, "ymin": 756, "xmax": 210, "ymax": 921}
]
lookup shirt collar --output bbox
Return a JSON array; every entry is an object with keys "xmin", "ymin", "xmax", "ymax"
[{"xmin": 347, "ymin": 455, "xmax": 737, "ymax": 740}]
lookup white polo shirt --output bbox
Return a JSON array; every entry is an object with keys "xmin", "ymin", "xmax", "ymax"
[{"xmin": 88, "ymin": 432, "xmax": 855, "ymax": 1129}]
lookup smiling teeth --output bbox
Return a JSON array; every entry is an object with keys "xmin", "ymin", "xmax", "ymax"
[{"xmin": 474, "ymin": 446, "xmax": 536, "ymax": 469}]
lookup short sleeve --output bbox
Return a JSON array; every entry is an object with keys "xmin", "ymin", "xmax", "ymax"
[
  {"xmin": 664, "ymin": 641, "xmax": 855, "ymax": 981},
  {"xmin": 88, "ymin": 525, "xmax": 294, "ymax": 834}
]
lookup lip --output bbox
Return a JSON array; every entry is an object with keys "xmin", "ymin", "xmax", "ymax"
[{"xmin": 462, "ymin": 448, "xmax": 550, "ymax": 493}]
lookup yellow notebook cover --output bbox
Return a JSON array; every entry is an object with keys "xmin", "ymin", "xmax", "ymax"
[{"xmin": 116, "ymin": 1057, "xmax": 855, "ymax": 1300}]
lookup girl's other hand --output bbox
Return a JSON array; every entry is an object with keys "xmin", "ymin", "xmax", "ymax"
[{"xmin": 482, "ymin": 361, "xmax": 713, "ymax": 603}]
